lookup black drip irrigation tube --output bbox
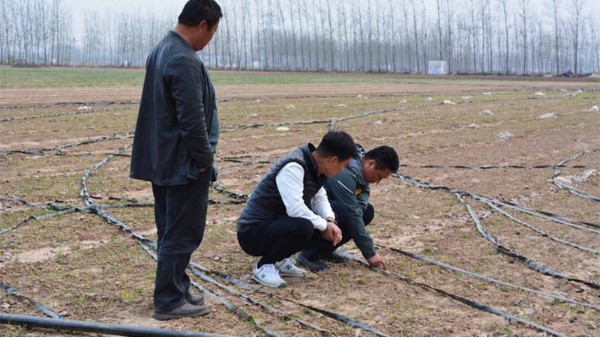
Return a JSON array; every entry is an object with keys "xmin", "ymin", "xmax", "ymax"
[
  {"xmin": 455, "ymin": 193, "xmax": 600, "ymax": 291},
  {"xmin": 0, "ymin": 100, "xmax": 140, "ymax": 111},
  {"xmin": 80, "ymin": 147, "xmax": 279, "ymax": 337},
  {"xmin": 343, "ymin": 255, "xmax": 565, "ymax": 337},
  {"xmin": 552, "ymin": 148, "xmax": 600, "ymax": 202},
  {"xmin": 8, "ymin": 101, "xmax": 596, "ymax": 335},
  {"xmin": 400, "ymin": 163, "xmax": 588, "ymax": 170},
  {"xmin": 0, "ymin": 283, "xmax": 61, "ymax": 319},
  {"xmin": 0, "ymin": 206, "xmax": 93, "ymax": 236},
  {"xmin": 136, "ymin": 242, "xmax": 279, "ymax": 337},
  {"xmin": 210, "ymin": 182, "xmax": 249, "ymax": 201},
  {"xmin": 221, "ymin": 104, "xmax": 418, "ymax": 134},
  {"xmin": 383, "ymin": 246, "xmax": 600, "ymax": 311},
  {"xmin": 81, "ymin": 146, "xmax": 390, "ymax": 336},
  {"xmin": 0, "ymin": 106, "xmax": 129, "ymax": 123},
  {"xmin": 0, "ymin": 313, "xmax": 218, "ymax": 337},
  {"xmin": 394, "ymin": 173, "xmax": 600, "ymax": 291},
  {"xmin": 0, "ymin": 133, "xmax": 133, "ymax": 157},
  {"xmin": 485, "ymin": 202, "xmax": 600, "ymax": 255}
]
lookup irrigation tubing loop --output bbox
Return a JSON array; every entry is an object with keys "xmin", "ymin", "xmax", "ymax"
[{"xmin": 552, "ymin": 147, "xmax": 600, "ymax": 202}]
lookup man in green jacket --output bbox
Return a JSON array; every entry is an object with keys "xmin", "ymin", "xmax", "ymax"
[{"xmin": 297, "ymin": 145, "xmax": 399, "ymax": 271}]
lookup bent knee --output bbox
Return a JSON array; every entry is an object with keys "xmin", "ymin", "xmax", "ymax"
[{"xmin": 290, "ymin": 218, "xmax": 314, "ymax": 241}]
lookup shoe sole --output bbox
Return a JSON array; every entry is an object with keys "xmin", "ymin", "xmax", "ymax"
[
  {"xmin": 152, "ymin": 307, "xmax": 209, "ymax": 321},
  {"xmin": 279, "ymin": 272, "xmax": 306, "ymax": 278},
  {"xmin": 252, "ymin": 274, "xmax": 287, "ymax": 288}
]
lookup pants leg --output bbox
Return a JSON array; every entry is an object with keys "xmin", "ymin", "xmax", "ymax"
[
  {"xmin": 152, "ymin": 172, "xmax": 210, "ymax": 312},
  {"xmin": 237, "ymin": 217, "xmax": 314, "ymax": 266},
  {"xmin": 303, "ymin": 201, "xmax": 375, "ymax": 259}
]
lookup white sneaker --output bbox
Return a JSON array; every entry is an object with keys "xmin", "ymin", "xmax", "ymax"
[
  {"xmin": 275, "ymin": 257, "xmax": 308, "ymax": 277},
  {"xmin": 252, "ymin": 263, "xmax": 287, "ymax": 288}
]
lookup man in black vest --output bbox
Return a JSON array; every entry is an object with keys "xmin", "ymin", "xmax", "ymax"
[
  {"xmin": 130, "ymin": 0, "xmax": 222, "ymax": 321},
  {"xmin": 237, "ymin": 131, "xmax": 358, "ymax": 288},
  {"xmin": 297, "ymin": 145, "xmax": 399, "ymax": 271}
]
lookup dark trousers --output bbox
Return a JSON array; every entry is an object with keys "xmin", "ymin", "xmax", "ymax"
[
  {"xmin": 303, "ymin": 200, "xmax": 374, "ymax": 260},
  {"xmin": 152, "ymin": 171, "xmax": 210, "ymax": 312},
  {"xmin": 237, "ymin": 216, "xmax": 314, "ymax": 266}
]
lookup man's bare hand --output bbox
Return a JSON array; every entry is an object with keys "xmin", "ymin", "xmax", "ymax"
[
  {"xmin": 321, "ymin": 222, "xmax": 342, "ymax": 246},
  {"xmin": 367, "ymin": 253, "xmax": 387, "ymax": 270}
]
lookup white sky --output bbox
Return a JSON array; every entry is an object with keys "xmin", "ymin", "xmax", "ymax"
[
  {"xmin": 63, "ymin": 0, "xmax": 600, "ymax": 43},
  {"xmin": 62, "ymin": 0, "xmax": 187, "ymax": 42}
]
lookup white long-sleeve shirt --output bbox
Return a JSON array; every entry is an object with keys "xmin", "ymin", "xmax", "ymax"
[{"xmin": 275, "ymin": 162, "xmax": 335, "ymax": 231}]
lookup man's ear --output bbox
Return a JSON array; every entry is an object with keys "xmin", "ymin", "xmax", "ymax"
[
  {"xmin": 366, "ymin": 158, "xmax": 377, "ymax": 169},
  {"xmin": 198, "ymin": 20, "xmax": 208, "ymax": 31}
]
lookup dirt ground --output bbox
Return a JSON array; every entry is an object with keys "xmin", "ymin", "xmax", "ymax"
[{"xmin": 1, "ymin": 72, "xmax": 600, "ymax": 336}]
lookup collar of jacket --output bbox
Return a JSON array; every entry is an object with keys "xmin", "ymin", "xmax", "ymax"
[
  {"xmin": 301, "ymin": 143, "xmax": 326, "ymax": 185},
  {"xmin": 168, "ymin": 31, "xmax": 193, "ymax": 51}
]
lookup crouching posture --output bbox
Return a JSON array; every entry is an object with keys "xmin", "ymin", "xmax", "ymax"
[
  {"xmin": 297, "ymin": 145, "xmax": 399, "ymax": 271},
  {"xmin": 237, "ymin": 131, "xmax": 357, "ymax": 287}
]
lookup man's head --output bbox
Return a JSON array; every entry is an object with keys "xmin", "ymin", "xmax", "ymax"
[
  {"xmin": 361, "ymin": 146, "xmax": 399, "ymax": 184},
  {"xmin": 314, "ymin": 131, "xmax": 357, "ymax": 177},
  {"xmin": 177, "ymin": 0, "xmax": 223, "ymax": 51}
]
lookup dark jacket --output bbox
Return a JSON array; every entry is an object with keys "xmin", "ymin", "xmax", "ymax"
[
  {"xmin": 130, "ymin": 31, "xmax": 217, "ymax": 186},
  {"xmin": 324, "ymin": 151, "xmax": 375, "ymax": 259},
  {"xmin": 237, "ymin": 144, "xmax": 325, "ymax": 231}
]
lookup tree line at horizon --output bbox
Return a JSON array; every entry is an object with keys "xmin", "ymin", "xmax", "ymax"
[{"xmin": 0, "ymin": 0, "xmax": 598, "ymax": 75}]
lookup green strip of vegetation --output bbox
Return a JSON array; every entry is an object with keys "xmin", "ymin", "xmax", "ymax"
[
  {"xmin": 0, "ymin": 67, "xmax": 146, "ymax": 88},
  {"xmin": 0, "ymin": 67, "xmax": 471, "ymax": 88}
]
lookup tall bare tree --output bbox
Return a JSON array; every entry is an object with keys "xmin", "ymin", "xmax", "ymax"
[{"xmin": 569, "ymin": 0, "xmax": 584, "ymax": 74}]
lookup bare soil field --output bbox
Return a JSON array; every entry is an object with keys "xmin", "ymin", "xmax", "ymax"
[{"xmin": 1, "ymin": 71, "xmax": 600, "ymax": 336}]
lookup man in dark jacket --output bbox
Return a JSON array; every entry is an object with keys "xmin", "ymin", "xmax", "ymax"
[
  {"xmin": 130, "ymin": 0, "xmax": 222, "ymax": 321},
  {"xmin": 297, "ymin": 145, "xmax": 399, "ymax": 271},
  {"xmin": 237, "ymin": 131, "xmax": 357, "ymax": 288}
]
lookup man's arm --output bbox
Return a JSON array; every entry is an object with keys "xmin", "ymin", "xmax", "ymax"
[
  {"xmin": 276, "ymin": 163, "xmax": 328, "ymax": 231},
  {"xmin": 276, "ymin": 163, "xmax": 342, "ymax": 245},
  {"xmin": 311, "ymin": 187, "xmax": 335, "ymax": 221},
  {"xmin": 166, "ymin": 55, "xmax": 213, "ymax": 170}
]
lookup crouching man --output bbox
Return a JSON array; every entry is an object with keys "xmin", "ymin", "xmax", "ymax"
[
  {"xmin": 297, "ymin": 145, "xmax": 399, "ymax": 271},
  {"xmin": 237, "ymin": 131, "xmax": 358, "ymax": 287}
]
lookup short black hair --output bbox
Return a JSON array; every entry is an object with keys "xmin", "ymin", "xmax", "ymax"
[
  {"xmin": 316, "ymin": 131, "xmax": 357, "ymax": 160},
  {"xmin": 178, "ymin": 0, "xmax": 223, "ymax": 28},
  {"xmin": 364, "ymin": 146, "xmax": 400, "ymax": 172}
]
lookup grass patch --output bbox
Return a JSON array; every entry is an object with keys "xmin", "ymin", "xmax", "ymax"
[
  {"xmin": 0, "ymin": 67, "xmax": 145, "ymax": 88},
  {"xmin": 0, "ymin": 67, "xmax": 483, "ymax": 88}
]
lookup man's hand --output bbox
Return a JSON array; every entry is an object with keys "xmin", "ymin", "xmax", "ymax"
[
  {"xmin": 321, "ymin": 221, "xmax": 342, "ymax": 246},
  {"xmin": 367, "ymin": 253, "xmax": 387, "ymax": 270}
]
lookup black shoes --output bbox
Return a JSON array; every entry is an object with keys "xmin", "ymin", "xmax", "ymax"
[
  {"xmin": 185, "ymin": 290, "xmax": 204, "ymax": 306},
  {"xmin": 296, "ymin": 251, "xmax": 330, "ymax": 272},
  {"xmin": 322, "ymin": 248, "xmax": 350, "ymax": 263},
  {"xmin": 152, "ymin": 302, "xmax": 209, "ymax": 321}
]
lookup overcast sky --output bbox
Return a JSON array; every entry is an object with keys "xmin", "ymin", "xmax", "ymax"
[{"xmin": 63, "ymin": 0, "xmax": 600, "ymax": 42}]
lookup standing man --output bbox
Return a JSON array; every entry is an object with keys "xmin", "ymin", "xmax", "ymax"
[
  {"xmin": 130, "ymin": 0, "xmax": 222, "ymax": 321},
  {"xmin": 237, "ymin": 131, "xmax": 358, "ymax": 288},
  {"xmin": 297, "ymin": 145, "xmax": 399, "ymax": 271}
]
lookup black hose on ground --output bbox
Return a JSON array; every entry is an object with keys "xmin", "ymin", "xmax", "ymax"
[{"xmin": 0, "ymin": 313, "xmax": 219, "ymax": 337}]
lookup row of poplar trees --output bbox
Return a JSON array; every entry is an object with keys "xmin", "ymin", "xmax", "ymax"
[{"xmin": 1, "ymin": 0, "xmax": 599, "ymax": 75}]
